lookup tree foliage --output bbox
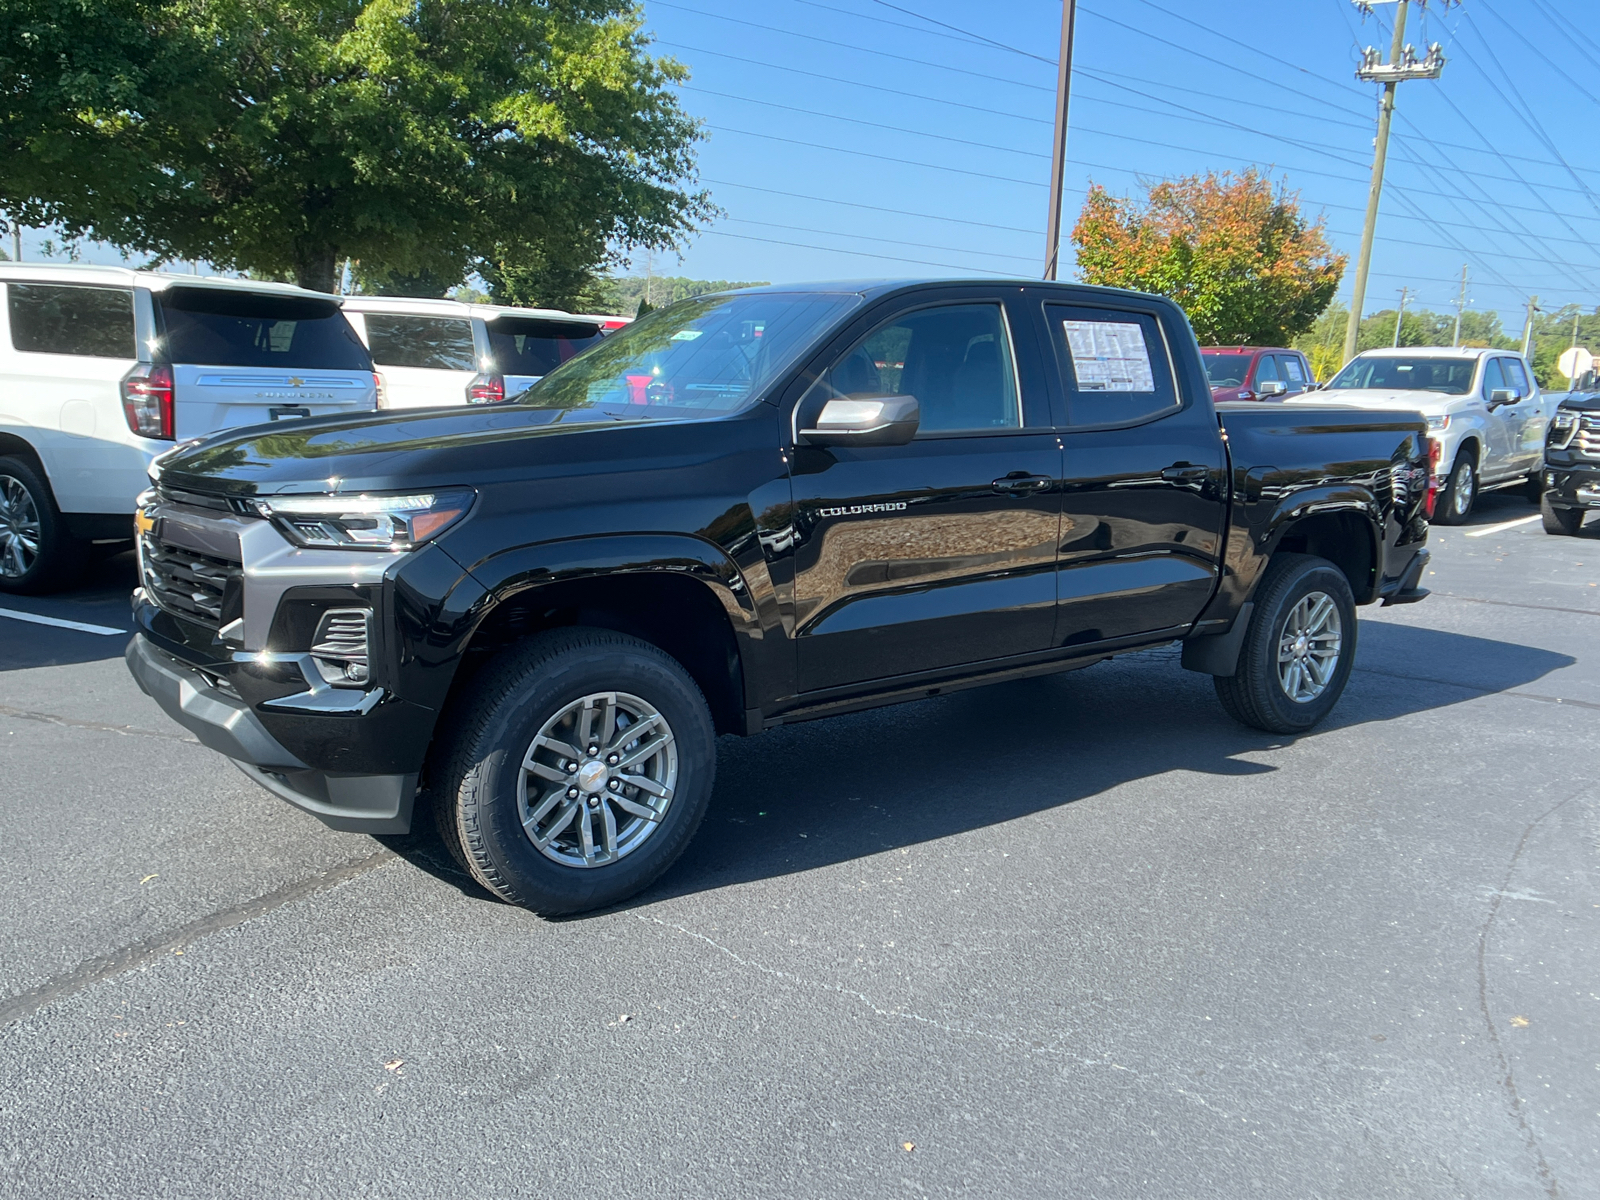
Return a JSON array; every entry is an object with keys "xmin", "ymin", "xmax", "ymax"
[
  {"xmin": 1071, "ymin": 170, "xmax": 1345, "ymax": 346},
  {"xmin": 1, "ymin": 0, "xmax": 710, "ymax": 298}
]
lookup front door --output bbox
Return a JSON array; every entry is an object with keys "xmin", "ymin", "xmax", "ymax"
[
  {"xmin": 1036, "ymin": 298, "xmax": 1229, "ymax": 647},
  {"xmin": 789, "ymin": 296, "xmax": 1062, "ymax": 694},
  {"xmin": 1480, "ymin": 357, "xmax": 1521, "ymax": 480}
]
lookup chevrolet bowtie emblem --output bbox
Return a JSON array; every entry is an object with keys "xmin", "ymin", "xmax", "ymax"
[{"xmin": 288, "ymin": 376, "xmax": 303, "ymax": 387}]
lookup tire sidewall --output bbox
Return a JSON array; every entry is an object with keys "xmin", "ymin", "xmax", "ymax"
[
  {"xmin": 0, "ymin": 456, "xmax": 77, "ymax": 594},
  {"xmin": 1246, "ymin": 559, "xmax": 1358, "ymax": 732},
  {"xmin": 1433, "ymin": 452, "xmax": 1476, "ymax": 526},
  {"xmin": 458, "ymin": 639, "xmax": 716, "ymax": 914}
]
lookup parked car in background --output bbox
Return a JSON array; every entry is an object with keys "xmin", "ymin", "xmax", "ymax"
[
  {"xmin": 1539, "ymin": 389, "xmax": 1600, "ymax": 534},
  {"xmin": 1301, "ymin": 347, "xmax": 1551, "ymax": 525},
  {"xmin": 0, "ymin": 263, "xmax": 377, "ymax": 592},
  {"xmin": 342, "ymin": 297, "xmax": 606, "ymax": 408},
  {"xmin": 1201, "ymin": 346, "xmax": 1316, "ymax": 402}
]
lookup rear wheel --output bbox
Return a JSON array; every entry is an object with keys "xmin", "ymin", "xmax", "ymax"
[
  {"xmin": 433, "ymin": 628, "xmax": 716, "ymax": 915},
  {"xmin": 1432, "ymin": 450, "xmax": 1477, "ymax": 526},
  {"xmin": 0, "ymin": 456, "xmax": 85, "ymax": 594},
  {"xmin": 1541, "ymin": 494, "xmax": 1583, "ymax": 536},
  {"xmin": 1214, "ymin": 553, "xmax": 1358, "ymax": 734}
]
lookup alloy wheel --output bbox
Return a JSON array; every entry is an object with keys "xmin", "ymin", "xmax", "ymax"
[
  {"xmin": 1452, "ymin": 461, "xmax": 1474, "ymax": 517},
  {"xmin": 517, "ymin": 690, "xmax": 679, "ymax": 868},
  {"xmin": 0, "ymin": 475, "xmax": 41, "ymax": 579},
  {"xmin": 1276, "ymin": 591, "xmax": 1343, "ymax": 703}
]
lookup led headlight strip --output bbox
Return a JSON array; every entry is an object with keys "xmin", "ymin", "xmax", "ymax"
[{"xmin": 249, "ymin": 488, "xmax": 475, "ymax": 550}]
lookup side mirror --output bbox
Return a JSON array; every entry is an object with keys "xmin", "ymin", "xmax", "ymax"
[
  {"xmin": 1489, "ymin": 387, "xmax": 1517, "ymax": 407},
  {"xmin": 799, "ymin": 394, "xmax": 920, "ymax": 447},
  {"xmin": 1256, "ymin": 380, "xmax": 1288, "ymax": 397}
]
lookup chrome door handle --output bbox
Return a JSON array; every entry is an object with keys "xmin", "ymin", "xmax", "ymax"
[
  {"xmin": 992, "ymin": 473, "xmax": 1053, "ymax": 495},
  {"xmin": 1161, "ymin": 463, "xmax": 1209, "ymax": 482}
]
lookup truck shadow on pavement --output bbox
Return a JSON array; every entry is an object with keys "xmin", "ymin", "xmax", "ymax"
[{"xmin": 386, "ymin": 622, "xmax": 1575, "ymax": 913}]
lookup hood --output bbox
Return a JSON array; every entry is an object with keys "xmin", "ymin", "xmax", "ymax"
[
  {"xmin": 1555, "ymin": 391, "xmax": 1600, "ymax": 413},
  {"xmin": 1285, "ymin": 387, "xmax": 1451, "ymax": 411},
  {"xmin": 154, "ymin": 404, "xmax": 717, "ymax": 496}
]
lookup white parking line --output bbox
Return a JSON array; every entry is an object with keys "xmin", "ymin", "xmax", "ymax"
[
  {"xmin": 0, "ymin": 607, "xmax": 127, "ymax": 636},
  {"xmin": 1465, "ymin": 514, "xmax": 1543, "ymax": 538}
]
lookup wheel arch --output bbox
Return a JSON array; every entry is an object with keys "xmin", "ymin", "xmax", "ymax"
[
  {"xmin": 0, "ymin": 433, "xmax": 49, "ymax": 482},
  {"xmin": 1262, "ymin": 502, "xmax": 1381, "ymax": 605}
]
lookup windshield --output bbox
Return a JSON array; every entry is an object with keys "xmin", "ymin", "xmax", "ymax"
[
  {"xmin": 1327, "ymin": 356, "xmax": 1476, "ymax": 394},
  {"xmin": 1202, "ymin": 353, "xmax": 1252, "ymax": 388},
  {"xmin": 511, "ymin": 292, "xmax": 862, "ymax": 423}
]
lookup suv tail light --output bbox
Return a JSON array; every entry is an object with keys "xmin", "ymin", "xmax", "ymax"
[
  {"xmin": 373, "ymin": 371, "xmax": 387, "ymax": 409},
  {"xmin": 1424, "ymin": 437, "xmax": 1442, "ymax": 518},
  {"xmin": 466, "ymin": 372, "xmax": 504, "ymax": 404},
  {"xmin": 121, "ymin": 363, "xmax": 175, "ymax": 439}
]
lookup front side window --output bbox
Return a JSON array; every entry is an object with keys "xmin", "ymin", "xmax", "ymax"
[
  {"xmin": 1047, "ymin": 305, "xmax": 1178, "ymax": 426},
  {"xmin": 363, "ymin": 315, "xmax": 475, "ymax": 370},
  {"xmin": 1327, "ymin": 356, "xmax": 1476, "ymax": 394},
  {"xmin": 8, "ymin": 284, "xmax": 135, "ymax": 359},
  {"xmin": 515, "ymin": 291, "xmax": 861, "ymax": 425},
  {"xmin": 1201, "ymin": 353, "xmax": 1251, "ymax": 388},
  {"xmin": 1255, "ymin": 355, "xmax": 1280, "ymax": 384},
  {"xmin": 156, "ymin": 288, "xmax": 372, "ymax": 369},
  {"xmin": 1483, "ymin": 358, "xmax": 1507, "ymax": 396},
  {"xmin": 490, "ymin": 318, "xmax": 604, "ymax": 378},
  {"xmin": 1502, "ymin": 358, "xmax": 1531, "ymax": 397},
  {"xmin": 808, "ymin": 303, "xmax": 1020, "ymax": 435}
]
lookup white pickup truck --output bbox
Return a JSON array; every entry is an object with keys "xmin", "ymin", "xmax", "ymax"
[
  {"xmin": 1294, "ymin": 346, "xmax": 1553, "ymax": 524},
  {"xmin": 0, "ymin": 264, "xmax": 378, "ymax": 591}
]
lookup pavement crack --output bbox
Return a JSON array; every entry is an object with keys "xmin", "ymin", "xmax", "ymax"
[
  {"xmin": 0, "ymin": 701, "xmax": 199, "ymax": 743},
  {"xmin": 1431, "ymin": 594, "xmax": 1600, "ymax": 619},
  {"xmin": 1475, "ymin": 793, "xmax": 1576, "ymax": 1200},
  {"xmin": 0, "ymin": 849, "xmax": 396, "ymax": 1027},
  {"xmin": 1353, "ymin": 668, "xmax": 1600, "ymax": 712}
]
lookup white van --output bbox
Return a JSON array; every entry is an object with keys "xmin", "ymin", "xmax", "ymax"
[
  {"xmin": 341, "ymin": 296, "xmax": 607, "ymax": 408},
  {"xmin": 0, "ymin": 263, "xmax": 377, "ymax": 592}
]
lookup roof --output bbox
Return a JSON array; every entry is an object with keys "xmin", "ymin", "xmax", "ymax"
[
  {"xmin": 702, "ymin": 277, "xmax": 1178, "ymax": 306},
  {"xmin": 0, "ymin": 260, "xmax": 341, "ymax": 300},
  {"xmin": 1199, "ymin": 346, "xmax": 1300, "ymax": 354},
  {"xmin": 340, "ymin": 294, "xmax": 597, "ymax": 325},
  {"xmin": 1354, "ymin": 345, "xmax": 1507, "ymax": 359}
]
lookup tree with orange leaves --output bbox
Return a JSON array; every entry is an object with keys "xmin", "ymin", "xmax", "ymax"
[{"xmin": 1070, "ymin": 170, "xmax": 1346, "ymax": 345}]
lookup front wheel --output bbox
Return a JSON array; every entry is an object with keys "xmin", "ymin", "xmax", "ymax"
[
  {"xmin": 1214, "ymin": 553, "xmax": 1358, "ymax": 734},
  {"xmin": 1541, "ymin": 494, "xmax": 1583, "ymax": 536},
  {"xmin": 1432, "ymin": 451, "xmax": 1477, "ymax": 526},
  {"xmin": 432, "ymin": 628, "xmax": 716, "ymax": 915}
]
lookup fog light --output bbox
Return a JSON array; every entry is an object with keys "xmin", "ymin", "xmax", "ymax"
[{"xmin": 310, "ymin": 608, "xmax": 371, "ymax": 688}]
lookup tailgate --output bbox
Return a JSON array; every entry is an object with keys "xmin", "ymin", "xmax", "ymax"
[{"xmin": 172, "ymin": 366, "xmax": 376, "ymax": 438}]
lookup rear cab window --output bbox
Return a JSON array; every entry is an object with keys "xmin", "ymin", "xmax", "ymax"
[
  {"xmin": 489, "ymin": 318, "xmax": 604, "ymax": 377},
  {"xmin": 1045, "ymin": 305, "xmax": 1178, "ymax": 427},
  {"xmin": 7, "ymin": 283, "xmax": 135, "ymax": 358},
  {"xmin": 362, "ymin": 315, "xmax": 476, "ymax": 370},
  {"xmin": 154, "ymin": 287, "xmax": 371, "ymax": 369}
]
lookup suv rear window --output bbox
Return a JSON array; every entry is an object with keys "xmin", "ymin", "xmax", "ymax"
[
  {"xmin": 489, "ymin": 318, "xmax": 603, "ymax": 377},
  {"xmin": 8, "ymin": 284, "xmax": 135, "ymax": 359},
  {"xmin": 363, "ymin": 314, "xmax": 476, "ymax": 371},
  {"xmin": 156, "ymin": 287, "xmax": 371, "ymax": 370}
]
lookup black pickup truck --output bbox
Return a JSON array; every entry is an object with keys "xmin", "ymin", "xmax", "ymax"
[{"xmin": 126, "ymin": 281, "xmax": 1432, "ymax": 914}]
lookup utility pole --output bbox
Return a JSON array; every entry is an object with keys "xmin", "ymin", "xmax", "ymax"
[
  {"xmin": 1451, "ymin": 265, "xmax": 1468, "ymax": 346},
  {"xmin": 1520, "ymin": 295, "xmax": 1539, "ymax": 357},
  {"xmin": 10, "ymin": 222, "xmax": 19, "ymax": 262},
  {"xmin": 1342, "ymin": 0, "xmax": 1449, "ymax": 367},
  {"xmin": 1392, "ymin": 286, "xmax": 1409, "ymax": 346},
  {"xmin": 1043, "ymin": 0, "xmax": 1079, "ymax": 280}
]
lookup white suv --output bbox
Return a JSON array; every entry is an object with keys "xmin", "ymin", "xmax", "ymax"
[
  {"xmin": 1296, "ymin": 346, "xmax": 1554, "ymax": 524},
  {"xmin": 0, "ymin": 263, "xmax": 377, "ymax": 591},
  {"xmin": 341, "ymin": 296, "xmax": 607, "ymax": 409}
]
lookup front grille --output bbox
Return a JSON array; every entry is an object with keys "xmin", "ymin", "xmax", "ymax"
[
  {"xmin": 1573, "ymin": 415, "xmax": 1600, "ymax": 459},
  {"xmin": 141, "ymin": 535, "xmax": 239, "ymax": 630}
]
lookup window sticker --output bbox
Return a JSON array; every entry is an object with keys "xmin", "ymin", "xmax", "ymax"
[
  {"xmin": 1284, "ymin": 357, "xmax": 1305, "ymax": 382},
  {"xmin": 1061, "ymin": 320, "xmax": 1156, "ymax": 392}
]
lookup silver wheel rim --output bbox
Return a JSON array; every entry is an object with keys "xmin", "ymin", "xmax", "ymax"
[
  {"xmin": 1452, "ymin": 462, "xmax": 1474, "ymax": 515},
  {"xmin": 1276, "ymin": 591, "xmax": 1343, "ymax": 704},
  {"xmin": 517, "ymin": 690, "xmax": 678, "ymax": 868},
  {"xmin": 0, "ymin": 475, "xmax": 41, "ymax": 579}
]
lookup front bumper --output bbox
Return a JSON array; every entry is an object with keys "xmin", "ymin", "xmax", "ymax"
[
  {"xmin": 126, "ymin": 633, "xmax": 418, "ymax": 834},
  {"xmin": 1544, "ymin": 461, "xmax": 1600, "ymax": 509}
]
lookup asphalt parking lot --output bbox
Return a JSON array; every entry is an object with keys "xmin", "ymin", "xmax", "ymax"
[{"xmin": 1, "ymin": 490, "xmax": 1595, "ymax": 1199}]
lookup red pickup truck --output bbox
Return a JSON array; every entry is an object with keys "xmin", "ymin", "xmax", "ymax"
[{"xmin": 1202, "ymin": 346, "xmax": 1316, "ymax": 402}]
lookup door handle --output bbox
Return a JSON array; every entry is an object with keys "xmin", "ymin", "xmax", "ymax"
[
  {"xmin": 1161, "ymin": 463, "xmax": 1209, "ymax": 483},
  {"xmin": 992, "ymin": 473, "xmax": 1053, "ymax": 495}
]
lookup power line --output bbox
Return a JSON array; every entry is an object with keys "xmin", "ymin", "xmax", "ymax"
[
  {"xmin": 721, "ymin": 216, "xmax": 1037, "ymax": 263},
  {"xmin": 710, "ymin": 126, "xmax": 1048, "ymax": 188},
  {"xmin": 701, "ymin": 178, "xmax": 1042, "ymax": 236},
  {"xmin": 695, "ymin": 227, "xmax": 1019, "ymax": 274}
]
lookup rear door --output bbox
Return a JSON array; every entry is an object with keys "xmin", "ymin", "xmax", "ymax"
[
  {"xmin": 357, "ymin": 311, "xmax": 477, "ymax": 408},
  {"xmin": 487, "ymin": 316, "xmax": 605, "ymax": 396},
  {"xmin": 155, "ymin": 286, "xmax": 376, "ymax": 438},
  {"xmin": 1037, "ymin": 297, "xmax": 1228, "ymax": 646},
  {"xmin": 788, "ymin": 291, "xmax": 1062, "ymax": 694}
]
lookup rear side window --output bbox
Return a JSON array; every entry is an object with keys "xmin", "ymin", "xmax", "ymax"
[
  {"xmin": 1046, "ymin": 305, "xmax": 1178, "ymax": 426},
  {"xmin": 8, "ymin": 284, "xmax": 135, "ymax": 359},
  {"xmin": 1283, "ymin": 356, "xmax": 1306, "ymax": 384},
  {"xmin": 363, "ymin": 314, "xmax": 476, "ymax": 370},
  {"xmin": 489, "ymin": 318, "xmax": 603, "ymax": 377},
  {"xmin": 156, "ymin": 288, "xmax": 371, "ymax": 369}
]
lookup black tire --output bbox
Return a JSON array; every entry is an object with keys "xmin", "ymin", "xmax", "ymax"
[
  {"xmin": 1541, "ymin": 494, "xmax": 1583, "ymax": 536},
  {"xmin": 0, "ymin": 455, "xmax": 86, "ymax": 594},
  {"xmin": 1432, "ymin": 449, "xmax": 1477, "ymax": 526},
  {"xmin": 1214, "ymin": 553, "xmax": 1358, "ymax": 735},
  {"xmin": 1522, "ymin": 470, "xmax": 1545, "ymax": 504},
  {"xmin": 432, "ymin": 627, "xmax": 716, "ymax": 915}
]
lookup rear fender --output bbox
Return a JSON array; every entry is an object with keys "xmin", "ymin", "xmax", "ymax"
[{"xmin": 1260, "ymin": 488, "xmax": 1383, "ymax": 604}]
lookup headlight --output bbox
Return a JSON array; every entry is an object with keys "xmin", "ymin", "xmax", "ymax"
[
  {"xmin": 1553, "ymin": 411, "xmax": 1577, "ymax": 430},
  {"xmin": 1426, "ymin": 414, "xmax": 1450, "ymax": 432},
  {"xmin": 250, "ymin": 489, "xmax": 474, "ymax": 550}
]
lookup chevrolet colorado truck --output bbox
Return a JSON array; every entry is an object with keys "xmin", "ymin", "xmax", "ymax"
[{"xmin": 125, "ymin": 281, "xmax": 1433, "ymax": 914}]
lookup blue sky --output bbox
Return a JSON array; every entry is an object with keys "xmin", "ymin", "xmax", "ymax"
[{"xmin": 638, "ymin": 0, "xmax": 1600, "ymax": 327}]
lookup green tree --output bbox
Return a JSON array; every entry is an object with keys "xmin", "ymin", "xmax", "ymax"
[
  {"xmin": 1, "ymin": 0, "xmax": 710, "ymax": 296},
  {"xmin": 1071, "ymin": 170, "xmax": 1345, "ymax": 345}
]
